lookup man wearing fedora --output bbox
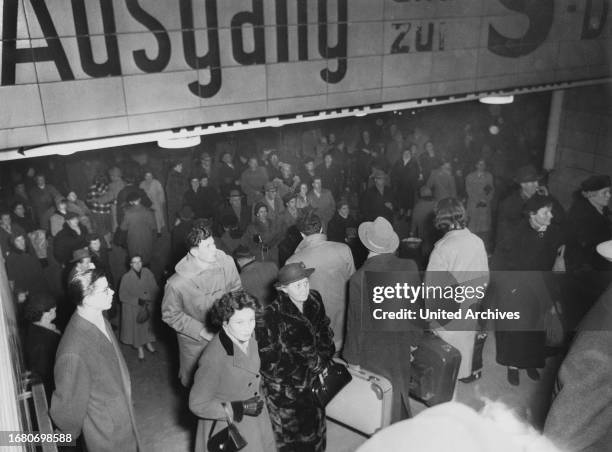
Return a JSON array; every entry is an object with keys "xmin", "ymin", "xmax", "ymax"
[
  {"xmin": 496, "ymin": 165, "xmax": 565, "ymax": 247},
  {"xmin": 218, "ymin": 189, "xmax": 250, "ymax": 235},
  {"xmin": 256, "ymin": 181, "xmax": 285, "ymax": 226},
  {"xmin": 344, "ymin": 216, "xmax": 422, "ymax": 422},
  {"xmin": 233, "ymin": 245, "xmax": 278, "ymax": 306},
  {"xmin": 286, "ymin": 212, "xmax": 354, "ymax": 351}
]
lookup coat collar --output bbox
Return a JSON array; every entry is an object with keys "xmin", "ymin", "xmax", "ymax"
[
  {"xmin": 219, "ymin": 328, "xmax": 259, "ymax": 374},
  {"xmin": 276, "ymin": 291, "xmax": 320, "ymax": 326}
]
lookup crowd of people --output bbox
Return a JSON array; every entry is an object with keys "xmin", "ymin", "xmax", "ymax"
[{"xmin": 2, "ymin": 113, "xmax": 611, "ymax": 452}]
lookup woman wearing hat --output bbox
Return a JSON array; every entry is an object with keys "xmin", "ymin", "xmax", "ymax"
[
  {"xmin": 255, "ymin": 263, "xmax": 335, "ymax": 452},
  {"xmin": 491, "ymin": 194, "xmax": 564, "ymax": 385},
  {"xmin": 189, "ymin": 290, "xmax": 276, "ymax": 452},
  {"xmin": 565, "ymin": 174, "xmax": 612, "ymax": 321}
]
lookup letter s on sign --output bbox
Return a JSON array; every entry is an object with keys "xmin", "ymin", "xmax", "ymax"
[{"xmin": 487, "ymin": 0, "xmax": 554, "ymax": 57}]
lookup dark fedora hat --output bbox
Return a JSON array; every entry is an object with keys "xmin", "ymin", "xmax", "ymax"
[
  {"xmin": 70, "ymin": 247, "xmax": 91, "ymax": 263},
  {"xmin": 275, "ymin": 262, "xmax": 314, "ymax": 288},
  {"xmin": 514, "ymin": 165, "xmax": 540, "ymax": 184},
  {"xmin": 580, "ymin": 174, "xmax": 611, "ymax": 192}
]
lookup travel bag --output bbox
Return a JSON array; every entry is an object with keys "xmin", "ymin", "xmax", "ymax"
[
  {"xmin": 326, "ymin": 359, "xmax": 392, "ymax": 436},
  {"xmin": 409, "ymin": 332, "xmax": 461, "ymax": 406}
]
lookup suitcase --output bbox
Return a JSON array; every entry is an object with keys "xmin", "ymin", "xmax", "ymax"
[
  {"xmin": 409, "ymin": 333, "xmax": 461, "ymax": 406},
  {"xmin": 326, "ymin": 359, "xmax": 392, "ymax": 436}
]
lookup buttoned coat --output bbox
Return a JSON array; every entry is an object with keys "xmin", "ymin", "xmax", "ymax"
[
  {"xmin": 286, "ymin": 233, "xmax": 355, "ymax": 350},
  {"xmin": 162, "ymin": 250, "xmax": 242, "ymax": 386},
  {"xmin": 189, "ymin": 329, "xmax": 276, "ymax": 452},
  {"xmin": 50, "ymin": 313, "xmax": 141, "ymax": 452},
  {"xmin": 544, "ymin": 284, "xmax": 612, "ymax": 452}
]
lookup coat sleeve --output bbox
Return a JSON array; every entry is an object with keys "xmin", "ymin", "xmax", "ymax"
[
  {"xmin": 161, "ymin": 283, "xmax": 205, "ymax": 341},
  {"xmin": 312, "ymin": 293, "xmax": 336, "ymax": 367},
  {"xmin": 50, "ymin": 353, "xmax": 91, "ymax": 437},
  {"xmin": 544, "ymin": 333, "xmax": 612, "ymax": 452},
  {"xmin": 189, "ymin": 349, "xmax": 227, "ymax": 420},
  {"xmin": 145, "ymin": 269, "xmax": 160, "ymax": 301},
  {"xmin": 223, "ymin": 256, "xmax": 242, "ymax": 292},
  {"xmin": 255, "ymin": 310, "xmax": 283, "ymax": 378}
]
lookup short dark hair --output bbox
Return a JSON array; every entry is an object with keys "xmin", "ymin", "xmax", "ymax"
[
  {"xmin": 209, "ymin": 290, "xmax": 260, "ymax": 329},
  {"xmin": 434, "ymin": 198, "xmax": 467, "ymax": 232},
  {"xmin": 68, "ymin": 268, "xmax": 108, "ymax": 306},
  {"xmin": 23, "ymin": 292, "xmax": 56, "ymax": 322},
  {"xmin": 186, "ymin": 223, "xmax": 212, "ymax": 248},
  {"xmin": 297, "ymin": 212, "xmax": 322, "ymax": 235},
  {"xmin": 126, "ymin": 191, "xmax": 141, "ymax": 203}
]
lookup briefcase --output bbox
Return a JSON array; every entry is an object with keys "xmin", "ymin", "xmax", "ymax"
[
  {"xmin": 326, "ymin": 359, "xmax": 392, "ymax": 436},
  {"xmin": 409, "ymin": 333, "xmax": 461, "ymax": 406}
]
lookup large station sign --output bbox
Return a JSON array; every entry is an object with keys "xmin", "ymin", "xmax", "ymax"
[{"xmin": 0, "ymin": 0, "xmax": 610, "ymax": 150}]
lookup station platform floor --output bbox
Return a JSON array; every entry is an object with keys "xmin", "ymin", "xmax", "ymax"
[{"xmin": 122, "ymin": 324, "xmax": 562, "ymax": 452}]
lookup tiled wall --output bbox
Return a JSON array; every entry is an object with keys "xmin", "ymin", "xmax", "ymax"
[
  {"xmin": 0, "ymin": 0, "xmax": 610, "ymax": 149},
  {"xmin": 549, "ymin": 83, "xmax": 612, "ymax": 208}
]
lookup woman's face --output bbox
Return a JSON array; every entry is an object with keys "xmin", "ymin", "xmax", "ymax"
[
  {"xmin": 256, "ymin": 206, "xmax": 268, "ymax": 222},
  {"xmin": 67, "ymin": 191, "xmax": 77, "ymax": 202},
  {"xmin": 402, "ymin": 149, "xmax": 411, "ymax": 161},
  {"xmin": 281, "ymin": 277, "xmax": 310, "ymax": 303},
  {"xmin": 287, "ymin": 198, "xmax": 297, "ymax": 210},
  {"xmin": 13, "ymin": 235, "xmax": 26, "ymax": 251},
  {"xmin": 144, "ymin": 172, "xmax": 153, "ymax": 182},
  {"xmin": 299, "ymin": 184, "xmax": 308, "ymax": 196},
  {"xmin": 190, "ymin": 178, "xmax": 199, "ymax": 191},
  {"xmin": 13, "ymin": 204, "xmax": 25, "ymax": 217},
  {"xmin": 338, "ymin": 205, "xmax": 350, "ymax": 218},
  {"xmin": 530, "ymin": 206, "xmax": 553, "ymax": 228},
  {"xmin": 84, "ymin": 277, "xmax": 114, "ymax": 311},
  {"xmin": 224, "ymin": 308, "xmax": 256, "ymax": 342},
  {"xmin": 588, "ymin": 187, "xmax": 611, "ymax": 209}
]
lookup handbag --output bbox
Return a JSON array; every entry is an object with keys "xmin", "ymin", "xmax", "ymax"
[
  {"xmin": 552, "ymin": 245, "xmax": 566, "ymax": 273},
  {"xmin": 545, "ymin": 301, "xmax": 564, "ymax": 347},
  {"xmin": 311, "ymin": 360, "xmax": 352, "ymax": 407},
  {"xmin": 136, "ymin": 299, "xmax": 151, "ymax": 324},
  {"xmin": 207, "ymin": 403, "xmax": 247, "ymax": 452}
]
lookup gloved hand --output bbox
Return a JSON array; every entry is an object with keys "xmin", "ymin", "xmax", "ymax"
[{"xmin": 231, "ymin": 396, "xmax": 264, "ymax": 421}]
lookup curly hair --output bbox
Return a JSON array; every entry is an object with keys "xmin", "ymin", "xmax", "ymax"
[
  {"xmin": 297, "ymin": 211, "xmax": 322, "ymax": 235},
  {"xmin": 434, "ymin": 197, "xmax": 467, "ymax": 232},
  {"xmin": 208, "ymin": 290, "xmax": 260, "ymax": 329},
  {"xmin": 185, "ymin": 223, "xmax": 213, "ymax": 248}
]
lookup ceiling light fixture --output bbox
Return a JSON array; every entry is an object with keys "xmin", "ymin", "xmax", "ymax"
[{"xmin": 479, "ymin": 95, "xmax": 514, "ymax": 105}]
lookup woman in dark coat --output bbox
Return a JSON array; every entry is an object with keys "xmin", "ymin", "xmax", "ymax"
[
  {"xmin": 244, "ymin": 203, "xmax": 281, "ymax": 263},
  {"xmin": 189, "ymin": 290, "xmax": 276, "ymax": 452},
  {"xmin": 491, "ymin": 194, "xmax": 563, "ymax": 386},
  {"xmin": 256, "ymin": 263, "xmax": 335, "ymax": 452},
  {"xmin": 390, "ymin": 147, "xmax": 420, "ymax": 217},
  {"xmin": 52, "ymin": 213, "xmax": 88, "ymax": 267},
  {"xmin": 564, "ymin": 175, "xmax": 612, "ymax": 323}
]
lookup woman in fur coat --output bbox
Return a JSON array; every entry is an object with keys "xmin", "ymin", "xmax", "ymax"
[{"xmin": 255, "ymin": 262, "xmax": 335, "ymax": 452}]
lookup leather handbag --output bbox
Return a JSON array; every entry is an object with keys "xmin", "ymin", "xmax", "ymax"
[
  {"xmin": 136, "ymin": 299, "xmax": 151, "ymax": 324},
  {"xmin": 545, "ymin": 301, "xmax": 564, "ymax": 347},
  {"xmin": 311, "ymin": 360, "xmax": 352, "ymax": 407},
  {"xmin": 207, "ymin": 403, "xmax": 247, "ymax": 452}
]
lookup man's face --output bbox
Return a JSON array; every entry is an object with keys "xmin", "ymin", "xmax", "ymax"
[
  {"xmin": 35, "ymin": 175, "xmax": 45, "ymax": 187},
  {"xmin": 248, "ymin": 158, "xmax": 258, "ymax": 170},
  {"xmin": 312, "ymin": 179, "xmax": 322, "ymax": 191},
  {"xmin": 67, "ymin": 192, "xmax": 77, "ymax": 202},
  {"xmin": 339, "ymin": 205, "xmax": 350, "ymax": 218},
  {"xmin": 270, "ymin": 154, "xmax": 279, "ymax": 166},
  {"xmin": 222, "ymin": 153, "xmax": 232, "ymax": 164},
  {"xmin": 530, "ymin": 206, "xmax": 553, "ymax": 228},
  {"xmin": 200, "ymin": 177, "xmax": 209, "ymax": 187},
  {"xmin": 175, "ymin": 163, "xmax": 183, "ymax": 173},
  {"xmin": 190, "ymin": 178, "xmax": 199, "ymax": 191},
  {"xmin": 0, "ymin": 214, "xmax": 11, "ymax": 227},
  {"xmin": 589, "ymin": 187, "xmax": 612, "ymax": 209},
  {"xmin": 67, "ymin": 217, "xmax": 80, "ymax": 228},
  {"xmin": 265, "ymin": 188, "xmax": 277, "ymax": 200},
  {"xmin": 374, "ymin": 176, "xmax": 385, "ymax": 190},
  {"xmin": 324, "ymin": 155, "xmax": 332, "ymax": 167},
  {"xmin": 305, "ymin": 161, "xmax": 314, "ymax": 172},
  {"xmin": 229, "ymin": 195, "xmax": 241, "ymax": 208},
  {"xmin": 281, "ymin": 277, "xmax": 310, "ymax": 303},
  {"xmin": 14, "ymin": 235, "xmax": 26, "ymax": 251},
  {"xmin": 130, "ymin": 256, "xmax": 143, "ymax": 272},
  {"xmin": 89, "ymin": 239, "xmax": 101, "ymax": 253},
  {"xmin": 196, "ymin": 236, "xmax": 217, "ymax": 263},
  {"xmin": 13, "ymin": 204, "xmax": 25, "ymax": 218},
  {"xmin": 520, "ymin": 181, "xmax": 539, "ymax": 198},
  {"xmin": 425, "ymin": 141, "xmax": 434, "ymax": 154}
]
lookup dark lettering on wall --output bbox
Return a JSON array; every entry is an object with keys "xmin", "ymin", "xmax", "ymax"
[
  {"xmin": 71, "ymin": 0, "xmax": 121, "ymax": 77},
  {"xmin": 2, "ymin": 0, "xmax": 74, "ymax": 85},
  {"xmin": 231, "ymin": 0, "xmax": 265, "ymax": 65},
  {"xmin": 298, "ymin": 0, "xmax": 308, "ymax": 60},
  {"xmin": 275, "ymin": 0, "xmax": 289, "ymax": 62},
  {"xmin": 415, "ymin": 23, "xmax": 433, "ymax": 52},
  {"xmin": 318, "ymin": 0, "xmax": 347, "ymax": 83},
  {"xmin": 488, "ymin": 0, "xmax": 554, "ymax": 57},
  {"xmin": 180, "ymin": 0, "xmax": 221, "ymax": 98},
  {"xmin": 126, "ymin": 0, "xmax": 171, "ymax": 73},
  {"xmin": 391, "ymin": 23, "xmax": 411, "ymax": 53},
  {"xmin": 581, "ymin": 0, "xmax": 609, "ymax": 39}
]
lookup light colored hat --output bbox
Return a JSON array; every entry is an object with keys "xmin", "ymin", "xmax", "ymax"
[{"xmin": 358, "ymin": 217, "xmax": 399, "ymax": 254}]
